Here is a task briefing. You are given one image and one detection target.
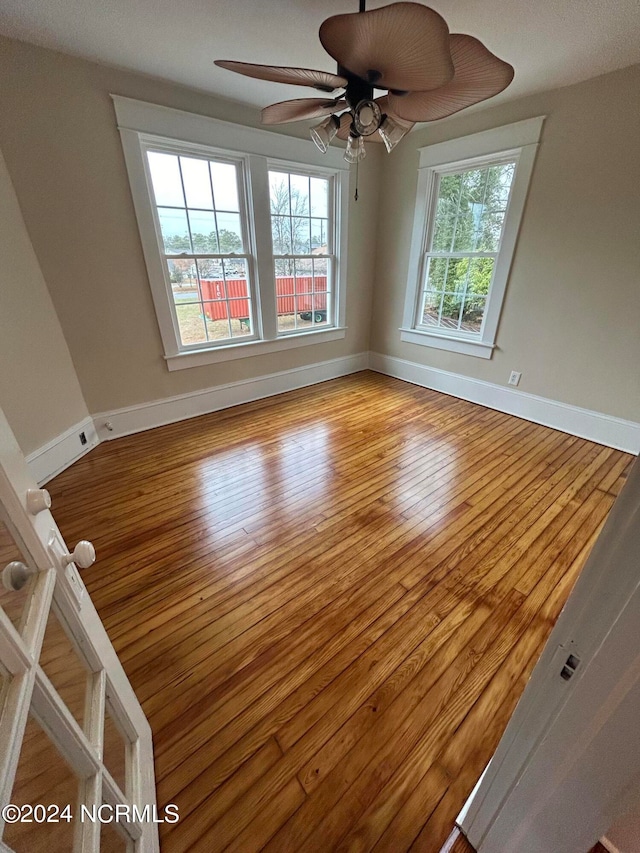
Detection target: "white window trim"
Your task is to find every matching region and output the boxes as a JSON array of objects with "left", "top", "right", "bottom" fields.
[
  {"left": 401, "top": 116, "right": 545, "bottom": 359},
  {"left": 112, "top": 95, "right": 350, "bottom": 370}
]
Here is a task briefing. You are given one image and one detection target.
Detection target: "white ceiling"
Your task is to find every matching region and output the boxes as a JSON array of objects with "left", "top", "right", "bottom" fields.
[{"left": 1, "top": 0, "right": 639, "bottom": 115}]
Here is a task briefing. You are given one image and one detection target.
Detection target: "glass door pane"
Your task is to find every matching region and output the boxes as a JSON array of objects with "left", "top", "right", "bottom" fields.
[
  {"left": 39, "top": 607, "right": 93, "bottom": 733},
  {"left": 103, "top": 700, "right": 130, "bottom": 797},
  {"left": 3, "top": 712, "right": 79, "bottom": 852},
  {"left": 0, "top": 514, "right": 37, "bottom": 637}
]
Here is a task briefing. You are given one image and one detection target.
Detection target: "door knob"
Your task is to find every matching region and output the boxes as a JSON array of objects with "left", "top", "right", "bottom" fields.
[
  {"left": 2, "top": 561, "right": 35, "bottom": 592},
  {"left": 63, "top": 541, "right": 96, "bottom": 569},
  {"left": 26, "top": 488, "right": 52, "bottom": 515}
]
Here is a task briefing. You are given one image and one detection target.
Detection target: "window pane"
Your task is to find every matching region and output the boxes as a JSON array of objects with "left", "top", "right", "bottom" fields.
[
  {"left": 168, "top": 258, "right": 200, "bottom": 302},
  {"left": 158, "top": 207, "right": 191, "bottom": 253},
  {"left": 310, "top": 177, "right": 328, "bottom": 217},
  {"left": 460, "top": 295, "right": 487, "bottom": 333},
  {"left": 176, "top": 304, "right": 208, "bottom": 345},
  {"left": 292, "top": 217, "right": 311, "bottom": 253},
  {"left": 198, "top": 267, "right": 226, "bottom": 302},
  {"left": 269, "top": 172, "right": 290, "bottom": 215},
  {"left": 475, "top": 163, "right": 515, "bottom": 251},
  {"left": 210, "top": 162, "right": 239, "bottom": 211},
  {"left": 195, "top": 257, "right": 223, "bottom": 281},
  {"left": 180, "top": 156, "right": 213, "bottom": 209},
  {"left": 451, "top": 171, "right": 480, "bottom": 252},
  {"left": 216, "top": 212, "right": 244, "bottom": 252},
  {"left": 147, "top": 152, "right": 184, "bottom": 207},
  {"left": 425, "top": 256, "right": 449, "bottom": 293},
  {"left": 290, "top": 174, "right": 310, "bottom": 215},
  {"left": 311, "top": 218, "right": 327, "bottom": 251},
  {"left": 422, "top": 291, "right": 442, "bottom": 326},
  {"left": 431, "top": 173, "right": 462, "bottom": 252},
  {"left": 187, "top": 210, "right": 217, "bottom": 253},
  {"left": 275, "top": 258, "right": 296, "bottom": 332},
  {"left": 223, "top": 258, "right": 249, "bottom": 297},
  {"left": 272, "top": 215, "right": 292, "bottom": 254}
]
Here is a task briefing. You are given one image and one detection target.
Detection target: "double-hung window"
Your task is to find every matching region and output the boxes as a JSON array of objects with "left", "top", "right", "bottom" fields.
[
  {"left": 147, "top": 149, "right": 255, "bottom": 347},
  {"left": 114, "top": 96, "right": 348, "bottom": 370},
  {"left": 402, "top": 118, "right": 544, "bottom": 359},
  {"left": 268, "top": 168, "right": 334, "bottom": 333}
]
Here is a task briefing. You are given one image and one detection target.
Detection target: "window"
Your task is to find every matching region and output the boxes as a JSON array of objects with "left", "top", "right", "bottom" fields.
[
  {"left": 269, "top": 169, "right": 333, "bottom": 333},
  {"left": 146, "top": 150, "right": 254, "bottom": 346},
  {"left": 402, "top": 117, "right": 544, "bottom": 359},
  {"left": 113, "top": 96, "right": 349, "bottom": 370}
]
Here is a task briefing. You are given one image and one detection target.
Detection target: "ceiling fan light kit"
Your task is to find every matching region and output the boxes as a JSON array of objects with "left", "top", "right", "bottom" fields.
[
  {"left": 310, "top": 114, "right": 341, "bottom": 152},
  {"left": 378, "top": 114, "right": 411, "bottom": 152},
  {"left": 344, "top": 133, "right": 367, "bottom": 163},
  {"left": 215, "top": 0, "right": 514, "bottom": 183}
]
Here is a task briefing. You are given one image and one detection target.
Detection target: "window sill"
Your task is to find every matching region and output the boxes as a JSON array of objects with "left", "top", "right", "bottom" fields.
[
  {"left": 400, "top": 328, "right": 495, "bottom": 359},
  {"left": 165, "top": 326, "right": 347, "bottom": 371}
]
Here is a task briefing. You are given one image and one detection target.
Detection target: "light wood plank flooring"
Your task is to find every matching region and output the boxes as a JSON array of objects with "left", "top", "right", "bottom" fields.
[{"left": 47, "top": 372, "right": 633, "bottom": 852}]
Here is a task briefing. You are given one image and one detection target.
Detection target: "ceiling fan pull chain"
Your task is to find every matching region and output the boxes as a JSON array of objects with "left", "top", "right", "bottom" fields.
[{"left": 355, "top": 158, "right": 359, "bottom": 202}]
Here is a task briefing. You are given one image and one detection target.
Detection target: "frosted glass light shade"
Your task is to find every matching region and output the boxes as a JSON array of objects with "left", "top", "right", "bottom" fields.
[
  {"left": 344, "top": 135, "right": 366, "bottom": 163},
  {"left": 378, "top": 115, "right": 410, "bottom": 152},
  {"left": 310, "top": 115, "right": 340, "bottom": 152}
]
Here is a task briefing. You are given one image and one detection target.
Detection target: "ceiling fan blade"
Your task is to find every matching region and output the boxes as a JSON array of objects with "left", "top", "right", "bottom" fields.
[
  {"left": 215, "top": 60, "right": 347, "bottom": 92},
  {"left": 388, "top": 34, "right": 514, "bottom": 122},
  {"left": 261, "top": 98, "right": 348, "bottom": 125},
  {"left": 319, "top": 2, "right": 454, "bottom": 92}
]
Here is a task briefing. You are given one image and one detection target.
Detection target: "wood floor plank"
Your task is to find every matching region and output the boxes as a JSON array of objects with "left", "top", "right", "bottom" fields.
[{"left": 41, "top": 372, "right": 633, "bottom": 853}]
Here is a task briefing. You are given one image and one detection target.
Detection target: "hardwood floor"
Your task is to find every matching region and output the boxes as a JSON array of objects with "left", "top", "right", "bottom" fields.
[{"left": 46, "top": 372, "right": 633, "bottom": 852}]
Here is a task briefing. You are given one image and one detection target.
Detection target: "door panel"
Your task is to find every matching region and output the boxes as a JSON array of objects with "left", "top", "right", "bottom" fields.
[{"left": 0, "top": 407, "right": 159, "bottom": 853}]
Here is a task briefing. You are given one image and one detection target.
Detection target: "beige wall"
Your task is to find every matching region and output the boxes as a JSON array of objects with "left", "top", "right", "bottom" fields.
[
  {"left": 0, "top": 36, "right": 380, "bottom": 414},
  {"left": 0, "top": 35, "right": 638, "bottom": 433},
  {"left": 0, "top": 148, "right": 89, "bottom": 455},
  {"left": 370, "top": 64, "right": 640, "bottom": 422}
]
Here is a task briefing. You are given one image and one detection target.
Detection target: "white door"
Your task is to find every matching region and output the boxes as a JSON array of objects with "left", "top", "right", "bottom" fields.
[{"left": 0, "top": 407, "right": 159, "bottom": 853}]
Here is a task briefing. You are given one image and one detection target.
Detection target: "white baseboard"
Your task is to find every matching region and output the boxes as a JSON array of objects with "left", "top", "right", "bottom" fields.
[
  {"left": 93, "top": 352, "right": 369, "bottom": 440},
  {"left": 369, "top": 352, "right": 640, "bottom": 454},
  {"left": 26, "top": 351, "right": 638, "bottom": 481},
  {"left": 600, "top": 837, "right": 623, "bottom": 853},
  {"left": 26, "top": 417, "right": 100, "bottom": 485}
]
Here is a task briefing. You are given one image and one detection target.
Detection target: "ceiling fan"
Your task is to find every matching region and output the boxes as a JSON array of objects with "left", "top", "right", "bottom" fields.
[{"left": 215, "top": 1, "right": 514, "bottom": 163}]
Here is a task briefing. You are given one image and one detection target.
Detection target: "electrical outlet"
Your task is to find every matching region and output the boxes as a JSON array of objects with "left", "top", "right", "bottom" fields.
[
  {"left": 508, "top": 371, "right": 521, "bottom": 387},
  {"left": 79, "top": 431, "right": 88, "bottom": 446}
]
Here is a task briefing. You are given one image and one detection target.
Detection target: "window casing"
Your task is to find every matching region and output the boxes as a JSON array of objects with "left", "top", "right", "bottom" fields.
[
  {"left": 402, "top": 118, "right": 544, "bottom": 359},
  {"left": 113, "top": 96, "right": 349, "bottom": 371}
]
